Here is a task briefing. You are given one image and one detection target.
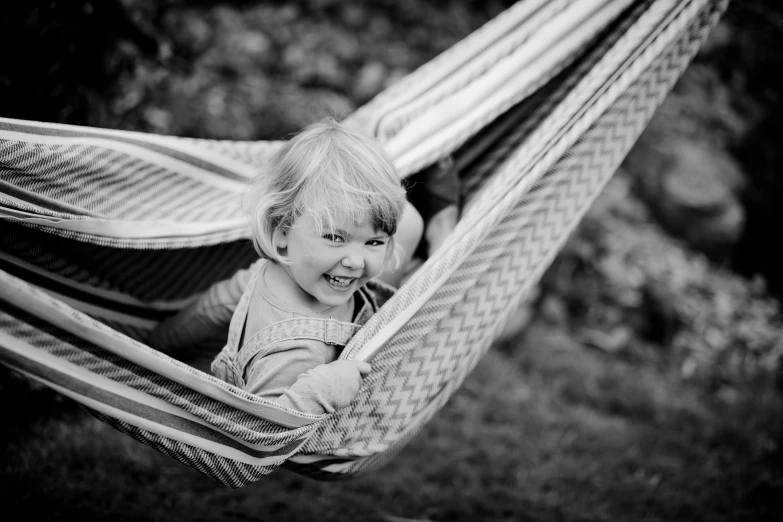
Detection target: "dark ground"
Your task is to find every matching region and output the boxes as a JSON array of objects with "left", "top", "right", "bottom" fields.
[{"left": 2, "top": 1, "right": 783, "bottom": 520}]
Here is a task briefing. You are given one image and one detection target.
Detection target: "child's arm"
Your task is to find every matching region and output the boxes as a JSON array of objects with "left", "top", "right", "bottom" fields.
[
  {"left": 277, "top": 360, "right": 372, "bottom": 414},
  {"left": 149, "top": 266, "right": 253, "bottom": 358},
  {"left": 406, "top": 156, "right": 460, "bottom": 258},
  {"left": 375, "top": 201, "right": 423, "bottom": 288},
  {"left": 244, "top": 345, "right": 371, "bottom": 414}
]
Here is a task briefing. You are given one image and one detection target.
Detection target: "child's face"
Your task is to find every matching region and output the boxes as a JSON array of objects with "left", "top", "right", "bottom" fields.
[{"left": 277, "top": 209, "right": 391, "bottom": 309}]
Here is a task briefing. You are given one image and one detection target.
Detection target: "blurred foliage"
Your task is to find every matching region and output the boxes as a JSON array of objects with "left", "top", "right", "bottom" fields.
[
  {"left": 700, "top": 1, "right": 783, "bottom": 296},
  {"left": 0, "top": 0, "right": 514, "bottom": 136},
  {"left": 0, "top": 0, "right": 164, "bottom": 124},
  {"left": 540, "top": 174, "right": 783, "bottom": 389},
  {"left": 708, "top": 1, "right": 783, "bottom": 111}
]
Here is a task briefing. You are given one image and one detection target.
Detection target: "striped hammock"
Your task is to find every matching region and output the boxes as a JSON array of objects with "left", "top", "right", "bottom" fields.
[{"left": 0, "top": 0, "right": 727, "bottom": 487}]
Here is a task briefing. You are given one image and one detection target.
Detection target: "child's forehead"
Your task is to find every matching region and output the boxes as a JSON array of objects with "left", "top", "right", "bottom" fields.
[{"left": 297, "top": 208, "right": 384, "bottom": 233}]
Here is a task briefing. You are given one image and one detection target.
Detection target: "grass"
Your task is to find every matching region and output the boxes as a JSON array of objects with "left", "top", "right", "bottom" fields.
[{"left": 2, "top": 320, "right": 781, "bottom": 521}]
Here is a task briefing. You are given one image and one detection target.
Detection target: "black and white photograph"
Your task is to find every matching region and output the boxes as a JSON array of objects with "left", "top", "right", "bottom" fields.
[{"left": 1, "top": 1, "right": 780, "bottom": 520}]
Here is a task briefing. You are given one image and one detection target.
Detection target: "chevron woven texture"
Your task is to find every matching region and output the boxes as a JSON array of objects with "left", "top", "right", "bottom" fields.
[
  {"left": 0, "top": 0, "right": 727, "bottom": 486},
  {"left": 0, "top": 284, "right": 321, "bottom": 488},
  {"left": 302, "top": 0, "right": 728, "bottom": 476},
  {"left": 353, "top": 0, "right": 583, "bottom": 141}
]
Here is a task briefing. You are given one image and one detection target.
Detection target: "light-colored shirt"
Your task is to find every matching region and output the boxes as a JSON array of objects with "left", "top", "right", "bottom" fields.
[{"left": 150, "top": 259, "right": 394, "bottom": 414}]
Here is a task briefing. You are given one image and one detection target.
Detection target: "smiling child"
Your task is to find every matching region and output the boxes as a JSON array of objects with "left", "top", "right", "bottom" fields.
[{"left": 150, "top": 119, "right": 422, "bottom": 415}]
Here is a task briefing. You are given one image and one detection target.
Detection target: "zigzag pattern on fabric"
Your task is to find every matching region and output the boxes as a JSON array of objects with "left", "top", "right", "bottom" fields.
[
  {"left": 302, "top": 0, "right": 728, "bottom": 474},
  {"left": 0, "top": 0, "right": 729, "bottom": 486}
]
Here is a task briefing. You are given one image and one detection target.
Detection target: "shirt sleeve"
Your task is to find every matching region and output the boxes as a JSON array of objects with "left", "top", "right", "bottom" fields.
[
  {"left": 244, "top": 341, "right": 350, "bottom": 415},
  {"left": 148, "top": 265, "right": 253, "bottom": 357}
]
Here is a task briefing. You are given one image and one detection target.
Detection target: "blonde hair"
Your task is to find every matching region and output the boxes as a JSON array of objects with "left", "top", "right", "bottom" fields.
[{"left": 244, "top": 118, "right": 406, "bottom": 265}]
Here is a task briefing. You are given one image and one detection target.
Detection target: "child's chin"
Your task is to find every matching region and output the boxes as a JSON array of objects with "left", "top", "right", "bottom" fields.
[
  {"left": 319, "top": 294, "right": 352, "bottom": 307},
  {"left": 315, "top": 286, "right": 353, "bottom": 307}
]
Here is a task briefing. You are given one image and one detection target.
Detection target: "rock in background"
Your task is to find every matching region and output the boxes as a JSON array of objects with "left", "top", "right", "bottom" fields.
[{"left": 625, "top": 138, "right": 746, "bottom": 261}]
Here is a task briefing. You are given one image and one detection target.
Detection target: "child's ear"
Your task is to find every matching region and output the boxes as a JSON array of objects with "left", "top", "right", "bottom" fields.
[
  {"left": 273, "top": 228, "right": 289, "bottom": 260},
  {"left": 275, "top": 228, "right": 289, "bottom": 249},
  {"left": 384, "top": 237, "right": 401, "bottom": 271}
]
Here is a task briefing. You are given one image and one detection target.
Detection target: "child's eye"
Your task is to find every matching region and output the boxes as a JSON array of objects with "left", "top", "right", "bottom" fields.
[
  {"left": 367, "top": 239, "right": 388, "bottom": 247},
  {"left": 323, "top": 233, "right": 345, "bottom": 243}
]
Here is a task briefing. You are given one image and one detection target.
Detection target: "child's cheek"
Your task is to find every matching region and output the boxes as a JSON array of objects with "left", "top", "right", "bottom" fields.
[{"left": 370, "top": 251, "right": 387, "bottom": 277}]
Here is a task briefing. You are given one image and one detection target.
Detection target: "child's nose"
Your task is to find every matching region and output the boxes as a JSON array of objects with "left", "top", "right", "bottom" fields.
[{"left": 341, "top": 252, "right": 365, "bottom": 270}]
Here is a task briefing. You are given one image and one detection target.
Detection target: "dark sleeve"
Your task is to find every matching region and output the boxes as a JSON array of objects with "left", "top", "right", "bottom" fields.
[
  {"left": 148, "top": 265, "right": 253, "bottom": 357},
  {"left": 406, "top": 156, "right": 461, "bottom": 222}
]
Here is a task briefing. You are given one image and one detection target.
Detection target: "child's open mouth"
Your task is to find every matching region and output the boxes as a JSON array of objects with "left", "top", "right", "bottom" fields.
[{"left": 325, "top": 274, "right": 355, "bottom": 289}]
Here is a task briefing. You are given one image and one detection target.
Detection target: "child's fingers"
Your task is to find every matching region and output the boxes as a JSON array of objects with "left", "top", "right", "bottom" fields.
[{"left": 355, "top": 361, "right": 372, "bottom": 377}]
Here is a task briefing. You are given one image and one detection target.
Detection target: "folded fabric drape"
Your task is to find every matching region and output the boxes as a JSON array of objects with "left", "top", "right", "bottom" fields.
[{"left": 0, "top": 0, "right": 728, "bottom": 487}]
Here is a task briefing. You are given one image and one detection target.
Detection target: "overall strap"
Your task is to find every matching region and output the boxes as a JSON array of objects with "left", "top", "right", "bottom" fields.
[
  {"left": 210, "top": 262, "right": 264, "bottom": 386},
  {"left": 235, "top": 317, "right": 361, "bottom": 372}
]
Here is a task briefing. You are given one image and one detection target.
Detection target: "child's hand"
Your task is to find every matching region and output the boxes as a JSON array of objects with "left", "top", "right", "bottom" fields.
[
  {"left": 280, "top": 360, "right": 372, "bottom": 414},
  {"left": 315, "top": 360, "right": 372, "bottom": 409}
]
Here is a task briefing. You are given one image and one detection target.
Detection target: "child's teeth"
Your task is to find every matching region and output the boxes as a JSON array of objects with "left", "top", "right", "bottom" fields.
[{"left": 328, "top": 275, "right": 351, "bottom": 286}]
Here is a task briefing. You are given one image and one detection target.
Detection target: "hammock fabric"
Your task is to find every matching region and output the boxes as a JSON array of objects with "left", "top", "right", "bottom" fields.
[{"left": 0, "top": 0, "right": 727, "bottom": 487}]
